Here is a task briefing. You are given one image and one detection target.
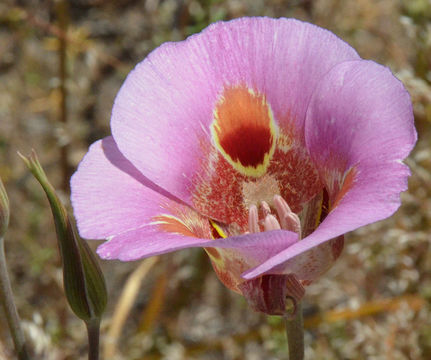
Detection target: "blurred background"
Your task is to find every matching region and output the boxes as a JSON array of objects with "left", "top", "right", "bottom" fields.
[{"left": 1, "top": 0, "right": 430, "bottom": 359}]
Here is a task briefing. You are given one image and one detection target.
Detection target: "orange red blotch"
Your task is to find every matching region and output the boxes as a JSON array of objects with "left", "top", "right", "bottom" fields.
[{"left": 211, "top": 86, "right": 277, "bottom": 177}]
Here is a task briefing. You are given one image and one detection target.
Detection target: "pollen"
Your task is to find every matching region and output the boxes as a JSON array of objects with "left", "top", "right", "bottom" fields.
[{"left": 211, "top": 85, "right": 277, "bottom": 177}]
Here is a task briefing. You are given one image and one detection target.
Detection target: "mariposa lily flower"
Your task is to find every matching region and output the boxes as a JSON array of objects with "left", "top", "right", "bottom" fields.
[{"left": 71, "top": 17, "right": 416, "bottom": 315}]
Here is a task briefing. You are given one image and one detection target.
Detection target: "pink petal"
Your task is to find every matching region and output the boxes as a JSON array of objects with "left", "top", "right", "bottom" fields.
[
  {"left": 98, "top": 226, "right": 298, "bottom": 263},
  {"left": 110, "top": 17, "right": 359, "bottom": 209},
  {"left": 306, "top": 60, "right": 416, "bottom": 178},
  {"left": 71, "top": 136, "right": 184, "bottom": 239},
  {"left": 244, "top": 60, "right": 416, "bottom": 279}
]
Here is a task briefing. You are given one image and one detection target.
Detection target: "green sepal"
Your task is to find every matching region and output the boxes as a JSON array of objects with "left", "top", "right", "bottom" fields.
[{"left": 19, "top": 151, "right": 107, "bottom": 322}]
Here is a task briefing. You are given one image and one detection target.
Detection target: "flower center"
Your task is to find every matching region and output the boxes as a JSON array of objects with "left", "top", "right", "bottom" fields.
[
  {"left": 193, "top": 84, "right": 324, "bottom": 232},
  {"left": 241, "top": 174, "right": 280, "bottom": 210},
  {"left": 248, "top": 195, "right": 301, "bottom": 238}
]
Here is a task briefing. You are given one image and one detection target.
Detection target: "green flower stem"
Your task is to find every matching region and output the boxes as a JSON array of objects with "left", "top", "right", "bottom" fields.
[
  {"left": 86, "top": 319, "right": 100, "bottom": 360},
  {"left": 0, "top": 237, "right": 30, "bottom": 360},
  {"left": 285, "top": 301, "right": 304, "bottom": 360}
]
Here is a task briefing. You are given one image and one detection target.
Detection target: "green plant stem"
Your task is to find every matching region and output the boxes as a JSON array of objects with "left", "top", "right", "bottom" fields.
[
  {"left": 285, "top": 301, "right": 304, "bottom": 360},
  {"left": 86, "top": 320, "right": 100, "bottom": 360},
  {"left": 0, "top": 238, "right": 30, "bottom": 360}
]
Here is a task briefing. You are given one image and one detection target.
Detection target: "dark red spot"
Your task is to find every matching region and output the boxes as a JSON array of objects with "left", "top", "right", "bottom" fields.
[
  {"left": 220, "top": 125, "right": 273, "bottom": 167},
  {"left": 212, "top": 86, "right": 274, "bottom": 169}
]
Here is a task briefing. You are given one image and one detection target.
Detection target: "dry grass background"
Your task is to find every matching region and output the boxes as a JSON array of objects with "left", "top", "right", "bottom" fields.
[{"left": 0, "top": 0, "right": 430, "bottom": 359}]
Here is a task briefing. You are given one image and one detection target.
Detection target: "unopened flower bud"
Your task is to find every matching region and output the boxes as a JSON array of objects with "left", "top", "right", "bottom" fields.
[{"left": 20, "top": 151, "right": 107, "bottom": 322}]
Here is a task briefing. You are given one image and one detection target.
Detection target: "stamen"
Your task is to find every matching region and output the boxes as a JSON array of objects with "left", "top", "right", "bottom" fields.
[
  {"left": 248, "top": 205, "right": 260, "bottom": 233},
  {"left": 273, "top": 195, "right": 302, "bottom": 238},
  {"left": 260, "top": 201, "right": 271, "bottom": 217},
  {"left": 247, "top": 195, "right": 302, "bottom": 237},
  {"left": 263, "top": 214, "right": 281, "bottom": 231},
  {"left": 284, "top": 213, "right": 302, "bottom": 237}
]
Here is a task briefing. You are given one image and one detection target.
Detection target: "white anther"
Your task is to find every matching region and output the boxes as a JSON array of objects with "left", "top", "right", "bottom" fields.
[
  {"left": 273, "top": 195, "right": 302, "bottom": 238},
  {"left": 263, "top": 214, "right": 281, "bottom": 231},
  {"left": 260, "top": 201, "right": 271, "bottom": 217},
  {"left": 248, "top": 204, "right": 260, "bottom": 233},
  {"left": 247, "top": 196, "right": 301, "bottom": 237}
]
